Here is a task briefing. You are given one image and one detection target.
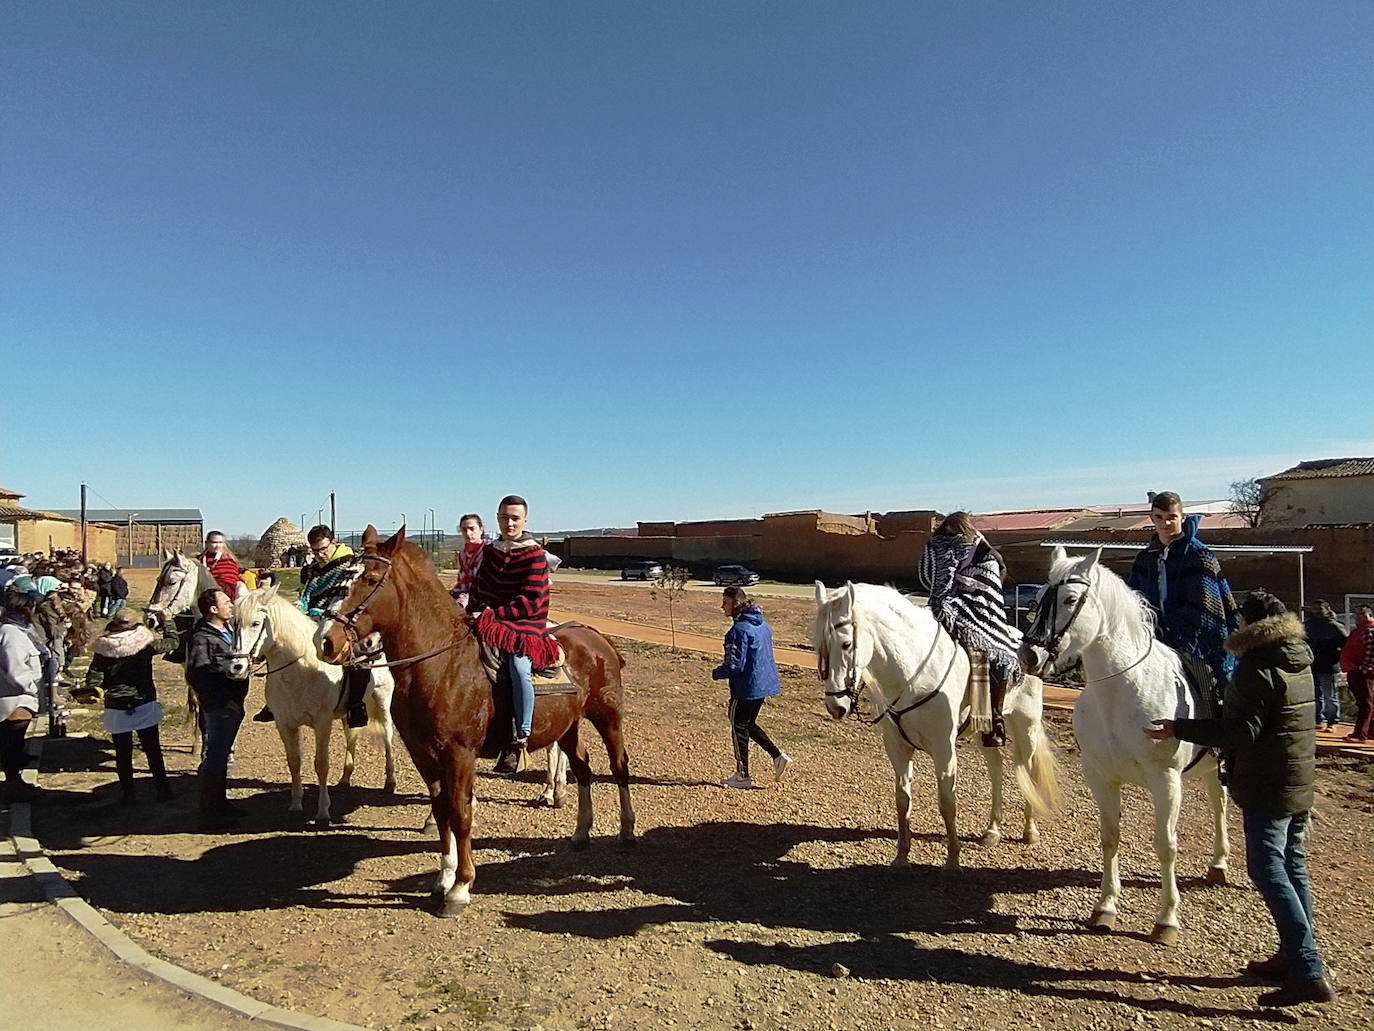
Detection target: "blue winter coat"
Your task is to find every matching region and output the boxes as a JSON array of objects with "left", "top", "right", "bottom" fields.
[{"left": 712, "top": 605, "right": 782, "bottom": 701}]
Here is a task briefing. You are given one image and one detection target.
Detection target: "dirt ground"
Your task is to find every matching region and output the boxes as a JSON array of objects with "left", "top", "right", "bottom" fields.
[{"left": 29, "top": 577, "right": 1374, "bottom": 1030}]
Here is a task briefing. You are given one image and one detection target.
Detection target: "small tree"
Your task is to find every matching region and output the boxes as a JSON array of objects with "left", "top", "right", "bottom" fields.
[
  {"left": 1227, "top": 477, "right": 1274, "bottom": 528},
  {"left": 650, "top": 565, "right": 691, "bottom": 651}
]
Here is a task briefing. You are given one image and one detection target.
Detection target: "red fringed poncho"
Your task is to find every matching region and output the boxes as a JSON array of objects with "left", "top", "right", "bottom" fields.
[{"left": 470, "top": 537, "right": 560, "bottom": 668}]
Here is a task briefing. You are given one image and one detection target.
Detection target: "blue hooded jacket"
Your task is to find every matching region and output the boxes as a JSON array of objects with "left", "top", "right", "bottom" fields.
[{"left": 712, "top": 604, "right": 782, "bottom": 701}]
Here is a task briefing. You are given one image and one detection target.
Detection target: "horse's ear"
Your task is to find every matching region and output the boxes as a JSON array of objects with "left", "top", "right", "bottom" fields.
[
  {"left": 383, "top": 525, "right": 406, "bottom": 553},
  {"left": 814, "top": 580, "right": 827, "bottom": 607},
  {"left": 1050, "top": 544, "right": 1067, "bottom": 567},
  {"left": 263, "top": 581, "right": 279, "bottom": 599},
  {"left": 844, "top": 581, "right": 856, "bottom": 611},
  {"left": 1085, "top": 547, "right": 1103, "bottom": 570},
  {"left": 362, "top": 525, "right": 379, "bottom": 549},
  {"left": 162, "top": 548, "right": 172, "bottom": 562}
]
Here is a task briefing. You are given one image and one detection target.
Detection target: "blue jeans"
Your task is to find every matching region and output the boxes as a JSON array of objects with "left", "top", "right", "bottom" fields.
[
  {"left": 199, "top": 703, "right": 243, "bottom": 779},
  {"left": 1242, "top": 807, "right": 1325, "bottom": 980},
  {"left": 504, "top": 653, "right": 534, "bottom": 739},
  {"left": 1312, "top": 672, "right": 1340, "bottom": 725}
]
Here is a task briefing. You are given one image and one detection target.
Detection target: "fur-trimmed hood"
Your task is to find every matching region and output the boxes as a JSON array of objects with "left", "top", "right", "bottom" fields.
[
  {"left": 1225, "top": 612, "right": 1311, "bottom": 669},
  {"left": 94, "top": 624, "right": 156, "bottom": 658}
]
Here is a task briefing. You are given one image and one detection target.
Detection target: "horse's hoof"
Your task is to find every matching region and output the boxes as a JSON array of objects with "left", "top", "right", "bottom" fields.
[
  {"left": 1149, "top": 923, "right": 1179, "bottom": 946},
  {"left": 1088, "top": 911, "right": 1116, "bottom": 933},
  {"left": 437, "top": 900, "right": 467, "bottom": 918},
  {"left": 420, "top": 820, "right": 437, "bottom": 835},
  {"left": 617, "top": 835, "right": 637, "bottom": 851},
  {"left": 1204, "top": 866, "right": 1228, "bottom": 887},
  {"left": 1025, "top": 828, "right": 1041, "bottom": 846},
  {"left": 978, "top": 830, "right": 1002, "bottom": 848},
  {"left": 383, "top": 780, "right": 397, "bottom": 794},
  {"left": 312, "top": 817, "right": 331, "bottom": 829},
  {"left": 570, "top": 836, "right": 591, "bottom": 852},
  {"left": 336, "top": 776, "right": 352, "bottom": 788}
]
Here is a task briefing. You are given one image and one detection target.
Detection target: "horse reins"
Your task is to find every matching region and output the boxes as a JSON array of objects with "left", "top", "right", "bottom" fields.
[{"left": 1027, "top": 572, "right": 1157, "bottom": 685}]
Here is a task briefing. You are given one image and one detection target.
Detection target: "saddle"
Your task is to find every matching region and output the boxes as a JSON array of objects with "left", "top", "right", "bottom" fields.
[
  {"left": 1179, "top": 653, "right": 1220, "bottom": 720},
  {"left": 476, "top": 621, "right": 579, "bottom": 695}
]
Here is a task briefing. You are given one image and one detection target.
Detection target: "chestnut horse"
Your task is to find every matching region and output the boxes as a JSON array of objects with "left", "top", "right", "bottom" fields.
[{"left": 315, "top": 525, "right": 635, "bottom": 917}]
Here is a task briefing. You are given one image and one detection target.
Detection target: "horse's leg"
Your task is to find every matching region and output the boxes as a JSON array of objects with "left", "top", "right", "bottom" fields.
[
  {"left": 438, "top": 752, "right": 476, "bottom": 918},
  {"left": 311, "top": 719, "right": 333, "bottom": 826},
  {"left": 929, "top": 731, "right": 960, "bottom": 870},
  {"left": 338, "top": 724, "right": 357, "bottom": 788},
  {"left": 1202, "top": 759, "right": 1229, "bottom": 886},
  {"left": 1145, "top": 767, "right": 1183, "bottom": 945},
  {"left": 539, "top": 745, "right": 558, "bottom": 807},
  {"left": 559, "top": 723, "right": 596, "bottom": 850},
  {"left": 420, "top": 780, "right": 439, "bottom": 834},
  {"left": 978, "top": 736, "right": 1005, "bottom": 849},
  {"left": 881, "top": 730, "right": 915, "bottom": 868},
  {"left": 377, "top": 694, "right": 397, "bottom": 794},
  {"left": 588, "top": 709, "right": 636, "bottom": 847},
  {"left": 1084, "top": 762, "right": 1122, "bottom": 932},
  {"left": 552, "top": 741, "right": 568, "bottom": 809},
  {"left": 277, "top": 721, "right": 304, "bottom": 812}
]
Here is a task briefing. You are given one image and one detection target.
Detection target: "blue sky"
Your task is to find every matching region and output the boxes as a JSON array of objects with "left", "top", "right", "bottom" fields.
[{"left": 3, "top": 2, "right": 1371, "bottom": 536}]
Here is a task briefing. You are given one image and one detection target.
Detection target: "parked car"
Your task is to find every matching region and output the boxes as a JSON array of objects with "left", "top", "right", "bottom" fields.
[
  {"left": 620, "top": 560, "right": 663, "bottom": 581},
  {"left": 713, "top": 564, "right": 760, "bottom": 587},
  {"left": 0, "top": 546, "right": 20, "bottom": 566},
  {"left": 1004, "top": 583, "right": 1044, "bottom": 626}
]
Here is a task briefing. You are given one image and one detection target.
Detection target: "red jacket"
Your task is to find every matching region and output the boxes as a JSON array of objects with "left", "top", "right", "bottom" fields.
[
  {"left": 1339, "top": 617, "right": 1373, "bottom": 675},
  {"left": 205, "top": 555, "right": 241, "bottom": 600}
]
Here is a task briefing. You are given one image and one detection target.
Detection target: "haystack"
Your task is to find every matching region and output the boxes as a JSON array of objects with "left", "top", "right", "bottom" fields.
[{"left": 254, "top": 517, "right": 308, "bottom": 568}]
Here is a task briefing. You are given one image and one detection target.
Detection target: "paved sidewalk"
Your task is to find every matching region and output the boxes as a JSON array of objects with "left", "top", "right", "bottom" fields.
[{"left": 1, "top": 734, "right": 366, "bottom": 1031}]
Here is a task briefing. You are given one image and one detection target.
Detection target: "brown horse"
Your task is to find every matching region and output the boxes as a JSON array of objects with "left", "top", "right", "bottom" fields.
[{"left": 315, "top": 525, "right": 635, "bottom": 917}]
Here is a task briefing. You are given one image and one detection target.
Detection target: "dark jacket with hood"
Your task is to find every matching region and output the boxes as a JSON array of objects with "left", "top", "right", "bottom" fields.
[
  {"left": 1302, "top": 613, "right": 1346, "bottom": 673},
  {"left": 1171, "top": 612, "right": 1315, "bottom": 815},
  {"left": 185, "top": 618, "right": 247, "bottom": 709},
  {"left": 712, "top": 604, "right": 781, "bottom": 701},
  {"left": 86, "top": 623, "right": 180, "bottom": 711}
]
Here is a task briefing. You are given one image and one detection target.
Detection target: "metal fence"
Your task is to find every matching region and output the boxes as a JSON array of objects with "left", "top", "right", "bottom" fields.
[{"left": 337, "top": 529, "right": 452, "bottom": 568}]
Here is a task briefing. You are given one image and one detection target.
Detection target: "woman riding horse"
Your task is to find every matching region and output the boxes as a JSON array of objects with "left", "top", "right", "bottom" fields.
[{"left": 918, "top": 511, "right": 1021, "bottom": 747}]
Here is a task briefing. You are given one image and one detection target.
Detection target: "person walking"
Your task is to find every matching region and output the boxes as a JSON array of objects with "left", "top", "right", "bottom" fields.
[
  {"left": 1145, "top": 590, "right": 1333, "bottom": 1007},
  {"left": 1126, "top": 491, "right": 1241, "bottom": 698},
  {"left": 107, "top": 567, "right": 129, "bottom": 618},
  {"left": 96, "top": 563, "right": 115, "bottom": 617},
  {"left": 1303, "top": 601, "right": 1346, "bottom": 732},
  {"left": 1339, "top": 603, "right": 1374, "bottom": 742},
  {"left": 712, "top": 586, "right": 790, "bottom": 789},
  {"left": 84, "top": 610, "right": 179, "bottom": 802},
  {"left": 185, "top": 589, "right": 247, "bottom": 830},
  {"left": 918, "top": 511, "right": 1022, "bottom": 747}
]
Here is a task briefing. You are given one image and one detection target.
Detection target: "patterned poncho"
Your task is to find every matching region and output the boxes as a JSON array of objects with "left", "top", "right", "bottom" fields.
[
  {"left": 469, "top": 535, "right": 560, "bottom": 668},
  {"left": 298, "top": 546, "right": 358, "bottom": 619},
  {"left": 918, "top": 533, "right": 1023, "bottom": 688},
  {"left": 1126, "top": 514, "right": 1240, "bottom": 687}
]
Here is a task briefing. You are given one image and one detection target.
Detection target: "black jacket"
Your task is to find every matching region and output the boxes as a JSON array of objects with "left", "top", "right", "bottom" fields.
[
  {"left": 86, "top": 624, "right": 179, "bottom": 711},
  {"left": 1303, "top": 615, "right": 1347, "bottom": 673},
  {"left": 185, "top": 618, "right": 247, "bottom": 709},
  {"left": 1173, "top": 613, "right": 1315, "bottom": 816}
]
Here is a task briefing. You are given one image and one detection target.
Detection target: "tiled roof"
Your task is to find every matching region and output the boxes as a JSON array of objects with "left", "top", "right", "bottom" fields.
[
  {"left": 0, "top": 501, "right": 76, "bottom": 522},
  {"left": 1263, "top": 458, "right": 1374, "bottom": 481}
]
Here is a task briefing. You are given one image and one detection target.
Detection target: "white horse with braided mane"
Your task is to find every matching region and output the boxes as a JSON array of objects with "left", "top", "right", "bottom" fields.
[
  {"left": 815, "top": 582, "right": 1061, "bottom": 871},
  {"left": 1018, "top": 546, "right": 1229, "bottom": 945},
  {"left": 227, "top": 584, "right": 399, "bottom": 825}
]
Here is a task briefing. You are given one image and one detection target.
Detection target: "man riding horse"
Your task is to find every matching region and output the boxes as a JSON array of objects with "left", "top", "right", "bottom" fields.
[
  {"left": 467, "top": 494, "right": 561, "bottom": 775},
  {"left": 254, "top": 524, "right": 369, "bottom": 729}
]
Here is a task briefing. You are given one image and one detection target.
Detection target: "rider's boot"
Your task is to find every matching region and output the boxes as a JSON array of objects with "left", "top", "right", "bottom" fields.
[
  {"left": 493, "top": 738, "right": 528, "bottom": 776},
  {"left": 344, "top": 666, "right": 370, "bottom": 729},
  {"left": 981, "top": 672, "right": 1007, "bottom": 748}
]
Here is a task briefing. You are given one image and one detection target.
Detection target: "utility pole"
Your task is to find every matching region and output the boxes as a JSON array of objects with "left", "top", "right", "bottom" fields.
[
  {"left": 80, "top": 482, "right": 88, "bottom": 564},
  {"left": 127, "top": 513, "right": 136, "bottom": 566},
  {"left": 330, "top": 492, "right": 336, "bottom": 535}
]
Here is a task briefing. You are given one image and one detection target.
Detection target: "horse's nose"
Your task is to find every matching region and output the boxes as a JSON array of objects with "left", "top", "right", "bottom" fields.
[
  {"left": 1018, "top": 642, "right": 1048, "bottom": 674},
  {"left": 320, "top": 634, "right": 336, "bottom": 661}
]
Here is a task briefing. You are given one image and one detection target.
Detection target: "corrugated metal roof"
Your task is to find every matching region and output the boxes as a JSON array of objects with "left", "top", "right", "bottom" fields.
[
  {"left": 49, "top": 508, "right": 203, "bottom": 523},
  {"left": 1263, "top": 458, "right": 1374, "bottom": 481}
]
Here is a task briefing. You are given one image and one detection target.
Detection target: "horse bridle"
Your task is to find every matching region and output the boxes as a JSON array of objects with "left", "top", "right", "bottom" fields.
[
  {"left": 230, "top": 612, "right": 300, "bottom": 678},
  {"left": 326, "top": 552, "right": 461, "bottom": 671},
  {"left": 1025, "top": 571, "right": 1156, "bottom": 685},
  {"left": 326, "top": 553, "right": 395, "bottom": 653},
  {"left": 820, "top": 613, "right": 947, "bottom": 749},
  {"left": 1023, "top": 575, "right": 1093, "bottom": 666},
  {"left": 820, "top": 617, "right": 863, "bottom": 708}
]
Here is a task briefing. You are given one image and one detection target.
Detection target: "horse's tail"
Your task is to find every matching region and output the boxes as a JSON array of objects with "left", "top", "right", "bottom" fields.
[{"left": 1015, "top": 722, "right": 1063, "bottom": 823}]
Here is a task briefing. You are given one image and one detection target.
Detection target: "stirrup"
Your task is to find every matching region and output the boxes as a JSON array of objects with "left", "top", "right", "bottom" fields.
[{"left": 493, "top": 740, "right": 528, "bottom": 776}]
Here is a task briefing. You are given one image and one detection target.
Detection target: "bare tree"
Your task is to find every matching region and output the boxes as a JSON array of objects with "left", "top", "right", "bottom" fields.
[
  {"left": 650, "top": 565, "right": 691, "bottom": 651},
  {"left": 1227, "top": 477, "right": 1273, "bottom": 528}
]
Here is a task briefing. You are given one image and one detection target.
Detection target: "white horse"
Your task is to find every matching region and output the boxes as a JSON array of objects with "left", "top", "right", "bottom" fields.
[
  {"left": 228, "top": 585, "right": 398, "bottom": 826},
  {"left": 1019, "top": 546, "right": 1229, "bottom": 945},
  {"left": 144, "top": 548, "right": 219, "bottom": 624},
  {"left": 815, "top": 582, "right": 1061, "bottom": 870}
]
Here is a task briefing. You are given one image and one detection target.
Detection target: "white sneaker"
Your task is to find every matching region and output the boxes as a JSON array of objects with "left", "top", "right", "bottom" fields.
[
  {"left": 722, "top": 771, "right": 753, "bottom": 789},
  {"left": 773, "top": 752, "right": 791, "bottom": 783}
]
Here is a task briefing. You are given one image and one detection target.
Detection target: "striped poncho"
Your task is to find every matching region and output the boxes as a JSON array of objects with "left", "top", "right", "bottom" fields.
[
  {"left": 470, "top": 535, "right": 560, "bottom": 668},
  {"left": 918, "top": 533, "right": 1024, "bottom": 688},
  {"left": 298, "top": 546, "right": 358, "bottom": 619}
]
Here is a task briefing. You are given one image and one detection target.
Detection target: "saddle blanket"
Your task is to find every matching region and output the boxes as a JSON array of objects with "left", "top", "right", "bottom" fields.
[{"left": 477, "top": 624, "right": 578, "bottom": 694}]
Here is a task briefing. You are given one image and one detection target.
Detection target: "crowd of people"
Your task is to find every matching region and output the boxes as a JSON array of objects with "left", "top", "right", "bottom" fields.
[{"left": 1, "top": 488, "right": 1367, "bottom": 1009}]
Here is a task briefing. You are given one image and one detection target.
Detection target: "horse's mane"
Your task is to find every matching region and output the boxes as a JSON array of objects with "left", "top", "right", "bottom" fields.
[
  {"left": 1052, "top": 553, "right": 1157, "bottom": 648},
  {"left": 240, "top": 589, "right": 329, "bottom": 669}
]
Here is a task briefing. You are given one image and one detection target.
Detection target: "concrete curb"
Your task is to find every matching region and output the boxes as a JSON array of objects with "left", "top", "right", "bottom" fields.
[{"left": 5, "top": 734, "right": 370, "bottom": 1031}]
